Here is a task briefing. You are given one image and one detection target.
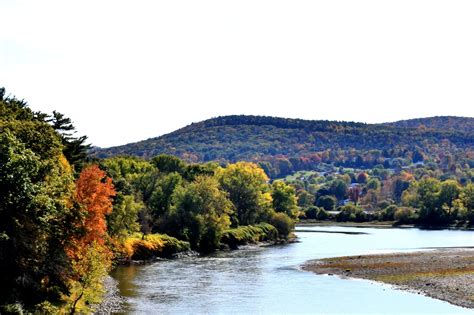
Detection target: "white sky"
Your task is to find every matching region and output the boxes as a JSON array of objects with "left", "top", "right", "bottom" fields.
[{"left": 1, "top": 0, "right": 474, "bottom": 147}]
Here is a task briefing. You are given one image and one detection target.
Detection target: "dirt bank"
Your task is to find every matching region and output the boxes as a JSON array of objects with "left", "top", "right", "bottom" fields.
[{"left": 303, "top": 248, "right": 474, "bottom": 309}]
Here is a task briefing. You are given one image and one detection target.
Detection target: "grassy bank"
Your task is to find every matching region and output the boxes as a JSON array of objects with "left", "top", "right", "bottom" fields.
[
  {"left": 220, "top": 223, "right": 281, "bottom": 249},
  {"left": 303, "top": 249, "right": 474, "bottom": 309},
  {"left": 118, "top": 233, "right": 191, "bottom": 261}
]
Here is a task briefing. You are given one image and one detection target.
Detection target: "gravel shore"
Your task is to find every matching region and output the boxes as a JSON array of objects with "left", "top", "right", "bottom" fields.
[
  {"left": 93, "top": 276, "right": 125, "bottom": 314},
  {"left": 302, "top": 248, "right": 474, "bottom": 309}
]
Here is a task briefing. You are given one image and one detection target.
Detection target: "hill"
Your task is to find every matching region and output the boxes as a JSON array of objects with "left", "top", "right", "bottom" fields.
[
  {"left": 383, "top": 116, "right": 474, "bottom": 133},
  {"left": 93, "top": 115, "right": 474, "bottom": 158}
]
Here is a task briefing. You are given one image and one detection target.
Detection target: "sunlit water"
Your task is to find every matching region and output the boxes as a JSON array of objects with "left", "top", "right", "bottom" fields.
[{"left": 112, "top": 226, "right": 474, "bottom": 314}]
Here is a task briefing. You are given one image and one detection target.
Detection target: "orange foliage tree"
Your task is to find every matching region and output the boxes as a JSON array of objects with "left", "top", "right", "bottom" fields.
[
  {"left": 65, "top": 164, "right": 116, "bottom": 313},
  {"left": 66, "top": 164, "right": 116, "bottom": 260},
  {"left": 74, "top": 164, "right": 116, "bottom": 248}
]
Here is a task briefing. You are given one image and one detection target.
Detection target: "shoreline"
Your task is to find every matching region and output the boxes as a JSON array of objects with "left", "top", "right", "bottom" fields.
[
  {"left": 302, "top": 248, "right": 474, "bottom": 309},
  {"left": 297, "top": 220, "right": 474, "bottom": 230}
]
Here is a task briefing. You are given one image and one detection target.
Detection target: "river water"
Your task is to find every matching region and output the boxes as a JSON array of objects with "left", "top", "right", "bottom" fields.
[{"left": 112, "top": 226, "right": 473, "bottom": 314}]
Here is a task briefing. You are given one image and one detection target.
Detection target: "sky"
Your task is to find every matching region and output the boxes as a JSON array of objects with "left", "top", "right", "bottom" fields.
[{"left": 1, "top": 0, "right": 474, "bottom": 148}]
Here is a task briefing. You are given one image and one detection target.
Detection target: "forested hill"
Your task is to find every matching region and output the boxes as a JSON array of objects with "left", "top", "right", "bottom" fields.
[
  {"left": 383, "top": 116, "right": 474, "bottom": 133},
  {"left": 92, "top": 115, "right": 474, "bottom": 177}
]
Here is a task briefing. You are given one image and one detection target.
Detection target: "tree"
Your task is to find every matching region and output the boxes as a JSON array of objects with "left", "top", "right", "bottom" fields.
[
  {"left": 152, "top": 154, "right": 186, "bottom": 174},
  {"left": 107, "top": 194, "right": 142, "bottom": 238},
  {"left": 348, "top": 186, "right": 362, "bottom": 205},
  {"left": 171, "top": 176, "right": 233, "bottom": 252},
  {"left": 304, "top": 206, "right": 329, "bottom": 220},
  {"left": 66, "top": 165, "right": 116, "bottom": 313},
  {"left": 218, "top": 162, "right": 273, "bottom": 226},
  {"left": 297, "top": 190, "right": 316, "bottom": 208},
  {"left": 72, "top": 165, "right": 116, "bottom": 249},
  {"left": 48, "top": 111, "right": 90, "bottom": 172},
  {"left": 356, "top": 172, "right": 369, "bottom": 184},
  {"left": 438, "top": 180, "right": 461, "bottom": 212},
  {"left": 316, "top": 195, "right": 337, "bottom": 211},
  {"left": 416, "top": 178, "right": 445, "bottom": 224},
  {"left": 366, "top": 178, "right": 380, "bottom": 190},
  {"left": 148, "top": 172, "right": 183, "bottom": 221},
  {"left": 462, "top": 184, "right": 474, "bottom": 223},
  {"left": 330, "top": 179, "right": 347, "bottom": 200},
  {"left": 271, "top": 181, "right": 299, "bottom": 219},
  {"left": 0, "top": 131, "right": 75, "bottom": 310}
]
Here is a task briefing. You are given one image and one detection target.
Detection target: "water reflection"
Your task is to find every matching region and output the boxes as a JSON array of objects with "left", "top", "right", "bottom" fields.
[{"left": 112, "top": 226, "right": 473, "bottom": 314}]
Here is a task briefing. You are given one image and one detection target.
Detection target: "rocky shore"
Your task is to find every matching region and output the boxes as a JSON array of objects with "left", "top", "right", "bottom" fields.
[
  {"left": 303, "top": 248, "right": 474, "bottom": 309},
  {"left": 93, "top": 276, "right": 125, "bottom": 314}
]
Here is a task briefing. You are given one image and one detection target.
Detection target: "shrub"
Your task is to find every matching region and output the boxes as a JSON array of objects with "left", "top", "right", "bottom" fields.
[
  {"left": 336, "top": 204, "right": 367, "bottom": 222},
  {"left": 305, "top": 206, "right": 329, "bottom": 220},
  {"left": 123, "top": 233, "right": 190, "bottom": 260},
  {"left": 270, "top": 212, "right": 294, "bottom": 237},
  {"left": 220, "top": 223, "right": 278, "bottom": 249},
  {"left": 394, "top": 207, "right": 417, "bottom": 224},
  {"left": 377, "top": 205, "right": 398, "bottom": 221}
]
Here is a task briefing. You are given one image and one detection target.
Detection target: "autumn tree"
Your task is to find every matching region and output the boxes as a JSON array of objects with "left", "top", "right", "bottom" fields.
[
  {"left": 218, "top": 162, "right": 273, "bottom": 226},
  {"left": 66, "top": 165, "right": 116, "bottom": 314},
  {"left": 73, "top": 165, "right": 116, "bottom": 248},
  {"left": 348, "top": 186, "right": 362, "bottom": 205}
]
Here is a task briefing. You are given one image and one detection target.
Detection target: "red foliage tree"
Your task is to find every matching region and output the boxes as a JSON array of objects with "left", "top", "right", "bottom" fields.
[{"left": 348, "top": 186, "right": 362, "bottom": 205}]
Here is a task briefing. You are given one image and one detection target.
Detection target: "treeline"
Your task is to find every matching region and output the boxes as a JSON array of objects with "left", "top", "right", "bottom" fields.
[
  {"left": 289, "top": 165, "right": 474, "bottom": 226},
  {"left": 101, "top": 155, "right": 297, "bottom": 253},
  {"left": 1, "top": 88, "right": 111, "bottom": 313},
  {"left": 0, "top": 90, "right": 298, "bottom": 313},
  {"left": 93, "top": 115, "right": 474, "bottom": 176}
]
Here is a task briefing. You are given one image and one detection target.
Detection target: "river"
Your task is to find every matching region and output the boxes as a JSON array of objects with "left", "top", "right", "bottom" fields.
[{"left": 112, "top": 225, "right": 473, "bottom": 314}]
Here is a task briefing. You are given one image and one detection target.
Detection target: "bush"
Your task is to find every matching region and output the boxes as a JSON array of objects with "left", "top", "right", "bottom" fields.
[
  {"left": 394, "top": 207, "right": 417, "bottom": 224},
  {"left": 270, "top": 212, "right": 295, "bottom": 238},
  {"left": 336, "top": 204, "right": 367, "bottom": 222},
  {"left": 304, "top": 206, "right": 329, "bottom": 220},
  {"left": 220, "top": 223, "right": 278, "bottom": 249},
  {"left": 123, "top": 233, "right": 190, "bottom": 260},
  {"left": 377, "top": 205, "right": 398, "bottom": 221}
]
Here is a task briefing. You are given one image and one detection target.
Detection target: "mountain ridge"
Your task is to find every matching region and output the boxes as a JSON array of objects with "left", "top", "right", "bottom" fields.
[{"left": 91, "top": 115, "right": 474, "bottom": 167}]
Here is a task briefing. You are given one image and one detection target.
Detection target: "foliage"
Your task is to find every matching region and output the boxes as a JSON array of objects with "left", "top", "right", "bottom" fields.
[
  {"left": 304, "top": 206, "right": 329, "bottom": 220},
  {"left": 393, "top": 207, "right": 417, "bottom": 224},
  {"left": 218, "top": 162, "right": 273, "bottom": 226},
  {"left": 221, "top": 223, "right": 278, "bottom": 249},
  {"left": 107, "top": 194, "right": 142, "bottom": 238},
  {"left": 0, "top": 128, "right": 75, "bottom": 309},
  {"left": 270, "top": 212, "right": 295, "bottom": 238},
  {"left": 65, "top": 242, "right": 110, "bottom": 314},
  {"left": 336, "top": 204, "right": 367, "bottom": 222},
  {"left": 271, "top": 181, "right": 299, "bottom": 219},
  {"left": 71, "top": 165, "right": 116, "bottom": 249},
  {"left": 316, "top": 195, "right": 337, "bottom": 211},
  {"left": 170, "top": 176, "right": 233, "bottom": 252},
  {"left": 122, "top": 233, "right": 190, "bottom": 260},
  {"left": 92, "top": 115, "right": 474, "bottom": 179}
]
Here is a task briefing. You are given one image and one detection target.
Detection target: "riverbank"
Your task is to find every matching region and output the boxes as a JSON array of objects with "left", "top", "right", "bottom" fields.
[
  {"left": 303, "top": 248, "right": 474, "bottom": 309},
  {"left": 297, "top": 220, "right": 474, "bottom": 230},
  {"left": 93, "top": 276, "right": 125, "bottom": 314}
]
